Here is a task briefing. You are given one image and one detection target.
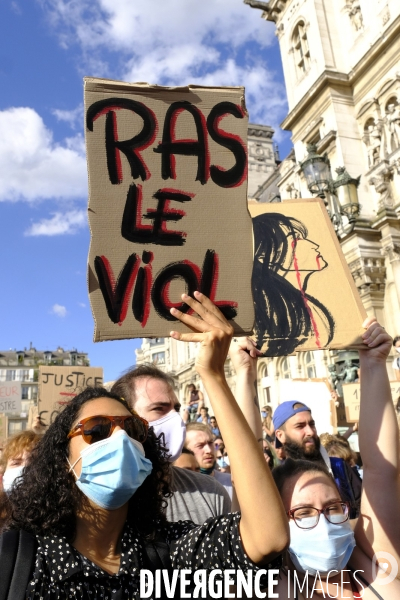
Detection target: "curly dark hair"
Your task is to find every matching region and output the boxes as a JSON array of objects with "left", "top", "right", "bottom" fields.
[{"left": 0, "top": 387, "right": 171, "bottom": 541}]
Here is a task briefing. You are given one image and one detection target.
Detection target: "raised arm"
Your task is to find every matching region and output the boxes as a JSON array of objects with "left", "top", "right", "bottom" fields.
[
  {"left": 170, "top": 292, "right": 289, "bottom": 564},
  {"left": 228, "top": 337, "right": 264, "bottom": 445},
  {"left": 355, "top": 318, "right": 400, "bottom": 562}
]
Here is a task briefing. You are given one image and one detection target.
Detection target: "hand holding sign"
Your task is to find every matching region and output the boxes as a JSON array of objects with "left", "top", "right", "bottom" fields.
[
  {"left": 360, "top": 317, "right": 392, "bottom": 363},
  {"left": 170, "top": 291, "right": 233, "bottom": 378}
]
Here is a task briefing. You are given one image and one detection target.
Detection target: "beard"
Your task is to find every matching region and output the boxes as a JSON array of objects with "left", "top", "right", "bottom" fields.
[{"left": 283, "top": 434, "right": 322, "bottom": 462}]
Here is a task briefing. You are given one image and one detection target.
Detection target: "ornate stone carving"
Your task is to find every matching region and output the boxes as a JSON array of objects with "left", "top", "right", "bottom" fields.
[
  {"left": 363, "top": 120, "right": 385, "bottom": 167},
  {"left": 369, "top": 166, "right": 394, "bottom": 209},
  {"left": 382, "top": 5, "right": 391, "bottom": 25},
  {"left": 385, "top": 103, "right": 400, "bottom": 153},
  {"left": 348, "top": 256, "right": 386, "bottom": 296},
  {"left": 248, "top": 126, "right": 274, "bottom": 139},
  {"left": 243, "top": 0, "right": 269, "bottom": 10},
  {"left": 345, "top": 1, "right": 364, "bottom": 31},
  {"left": 382, "top": 243, "right": 400, "bottom": 263},
  {"left": 393, "top": 158, "right": 400, "bottom": 175},
  {"left": 285, "top": 183, "right": 299, "bottom": 199}
]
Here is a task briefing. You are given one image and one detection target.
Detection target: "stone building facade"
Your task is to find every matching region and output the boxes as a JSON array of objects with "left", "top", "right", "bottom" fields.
[
  {"left": 0, "top": 345, "right": 89, "bottom": 439},
  {"left": 137, "top": 3, "right": 400, "bottom": 414}
]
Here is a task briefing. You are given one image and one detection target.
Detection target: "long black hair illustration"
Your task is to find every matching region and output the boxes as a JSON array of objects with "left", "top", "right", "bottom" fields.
[{"left": 252, "top": 213, "right": 335, "bottom": 356}]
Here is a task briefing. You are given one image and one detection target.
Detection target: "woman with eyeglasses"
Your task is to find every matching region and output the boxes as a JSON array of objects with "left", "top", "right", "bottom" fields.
[
  {"left": 231, "top": 319, "right": 400, "bottom": 598},
  {"left": 0, "top": 293, "right": 289, "bottom": 599},
  {"left": 280, "top": 320, "right": 399, "bottom": 598}
]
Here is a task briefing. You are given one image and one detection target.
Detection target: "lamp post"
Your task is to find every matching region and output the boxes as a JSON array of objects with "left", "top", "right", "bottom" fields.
[
  {"left": 299, "top": 144, "right": 332, "bottom": 199},
  {"left": 299, "top": 145, "right": 361, "bottom": 237}
]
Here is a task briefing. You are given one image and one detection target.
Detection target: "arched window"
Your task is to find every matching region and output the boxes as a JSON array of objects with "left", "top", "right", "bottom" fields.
[
  {"left": 385, "top": 96, "right": 398, "bottom": 112},
  {"left": 304, "top": 351, "right": 316, "bottom": 378},
  {"left": 280, "top": 357, "right": 291, "bottom": 379},
  {"left": 293, "top": 21, "right": 310, "bottom": 75}
]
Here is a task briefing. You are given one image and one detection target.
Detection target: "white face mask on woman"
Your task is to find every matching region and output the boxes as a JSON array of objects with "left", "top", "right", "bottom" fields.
[
  {"left": 288, "top": 516, "right": 356, "bottom": 575},
  {"left": 3, "top": 465, "right": 24, "bottom": 492},
  {"left": 150, "top": 410, "right": 186, "bottom": 462}
]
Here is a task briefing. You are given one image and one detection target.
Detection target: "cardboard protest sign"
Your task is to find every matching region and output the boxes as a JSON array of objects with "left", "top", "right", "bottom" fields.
[
  {"left": 343, "top": 380, "right": 400, "bottom": 422},
  {"left": 279, "top": 378, "right": 335, "bottom": 434},
  {"left": 84, "top": 78, "right": 254, "bottom": 341},
  {"left": 38, "top": 367, "right": 103, "bottom": 423},
  {"left": 0, "top": 381, "right": 22, "bottom": 414},
  {"left": 248, "top": 199, "right": 367, "bottom": 356},
  {"left": 342, "top": 383, "right": 360, "bottom": 423}
]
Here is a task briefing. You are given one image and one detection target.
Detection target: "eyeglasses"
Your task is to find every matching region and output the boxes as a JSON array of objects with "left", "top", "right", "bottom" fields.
[
  {"left": 68, "top": 414, "right": 148, "bottom": 445},
  {"left": 288, "top": 502, "right": 350, "bottom": 530}
]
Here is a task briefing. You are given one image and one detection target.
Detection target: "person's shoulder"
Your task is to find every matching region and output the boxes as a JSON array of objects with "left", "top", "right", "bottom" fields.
[{"left": 171, "top": 466, "right": 228, "bottom": 494}]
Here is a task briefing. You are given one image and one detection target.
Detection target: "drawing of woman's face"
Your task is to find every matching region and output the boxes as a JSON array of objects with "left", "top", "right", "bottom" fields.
[{"left": 284, "top": 232, "right": 327, "bottom": 273}]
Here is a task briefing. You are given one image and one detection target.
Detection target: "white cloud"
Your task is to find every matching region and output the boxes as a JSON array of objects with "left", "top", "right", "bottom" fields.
[
  {"left": 42, "top": 0, "right": 274, "bottom": 52},
  {"left": 78, "top": 302, "right": 86, "bottom": 308},
  {"left": 0, "top": 107, "right": 87, "bottom": 202},
  {"left": 52, "top": 104, "right": 84, "bottom": 130},
  {"left": 51, "top": 304, "right": 67, "bottom": 317},
  {"left": 40, "top": 0, "right": 288, "bottom": 130},
  {"left": 25, "top": 210, "right": 87, "bottom": 236}
]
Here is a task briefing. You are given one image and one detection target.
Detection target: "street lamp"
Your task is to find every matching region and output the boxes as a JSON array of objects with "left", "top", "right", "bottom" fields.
[
  {"left": 333, "top": 167, "right": 361, "bottom": 222},
  {"left": 299, "top": 145, "right": 361, "bottom": 237},
  {"left": 299, "top": 144, "right": 331, "bottom": 198}
]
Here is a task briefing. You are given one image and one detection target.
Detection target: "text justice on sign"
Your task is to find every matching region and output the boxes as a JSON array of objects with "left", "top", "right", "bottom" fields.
[{"left": 86, "top": 98, "right": 247, "bottom": 327}]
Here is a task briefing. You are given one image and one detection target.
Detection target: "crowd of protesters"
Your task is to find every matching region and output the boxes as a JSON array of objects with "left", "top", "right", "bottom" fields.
[{"left": 0, "top": 294, "right": 399, "bottom": 599}]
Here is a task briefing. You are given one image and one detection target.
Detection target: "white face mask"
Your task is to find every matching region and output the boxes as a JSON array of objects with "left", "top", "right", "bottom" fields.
[
  {"left": 150, "top": 410, "right": 186, "bottom": 462},
  {"left": 3, "top": 465, "right": 25, "bottom": 492},
  {"left": 396, "top": 347, "right": 400, "bottom": 354}
]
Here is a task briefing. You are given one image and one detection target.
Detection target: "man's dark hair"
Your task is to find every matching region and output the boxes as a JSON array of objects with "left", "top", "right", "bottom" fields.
[
  {"left": 272, "top": 458, "right": 332, "bottom": 495},
  {"left": 0, "top": 387, "right": 171, "bottom": 541},
  {"left": 181, "top": 447, "right": 195, "bottom": 456},
  {"left": 111, "top": 363, "right": 175, "bottom": 408},
  {"left": 393, "top": 336, "right": 400, "bottom": 347}
]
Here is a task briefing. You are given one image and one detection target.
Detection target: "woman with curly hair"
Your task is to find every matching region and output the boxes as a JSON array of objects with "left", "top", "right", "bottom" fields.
[{"left": 0, "top": 294, "right": 289, "bottom": 599}]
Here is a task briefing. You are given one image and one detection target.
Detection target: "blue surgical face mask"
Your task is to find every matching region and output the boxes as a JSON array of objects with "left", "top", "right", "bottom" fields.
[
  {"left": 261, "top": 411, "right": 267, "bottom": 419},
  {"left": 288, "top": 515, "right": 356, "bottom": 575},
  {"left": 68, "top": 430, "right": 153, "bottom": 510}
]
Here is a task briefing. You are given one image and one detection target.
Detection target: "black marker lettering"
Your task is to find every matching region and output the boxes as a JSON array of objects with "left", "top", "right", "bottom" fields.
[
  {"left": 151, "top": 262, "right": 199, "bottom": 321},
  {"left": 154, "top": 101, "right": 208, "bottom": 184},
  {"left": 121, "top": 184, "right": 193, "bottom": 245},
  {"left": 207, "top": 101, "right": 247, "bottom": 188},
  {"left": 94, "top": 254, "right": 140, "bottom": 324},
  {"left": 86, "top": 98, "right": 157, "bottom": 184}
]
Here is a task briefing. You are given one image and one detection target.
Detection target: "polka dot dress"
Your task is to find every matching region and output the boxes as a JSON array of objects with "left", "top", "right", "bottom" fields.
[{"left": 27, "top": 513, "right": 281, "bottom": 599}]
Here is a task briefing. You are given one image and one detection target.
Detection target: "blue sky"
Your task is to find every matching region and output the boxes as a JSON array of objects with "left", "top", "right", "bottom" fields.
[{"left": 0, "top": 0, "right": 290, "bottom": 382}]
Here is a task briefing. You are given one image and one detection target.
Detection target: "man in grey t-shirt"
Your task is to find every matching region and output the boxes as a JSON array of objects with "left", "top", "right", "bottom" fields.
[{"left": 111, "top": 364, "right": 231, "bottom": 524}]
